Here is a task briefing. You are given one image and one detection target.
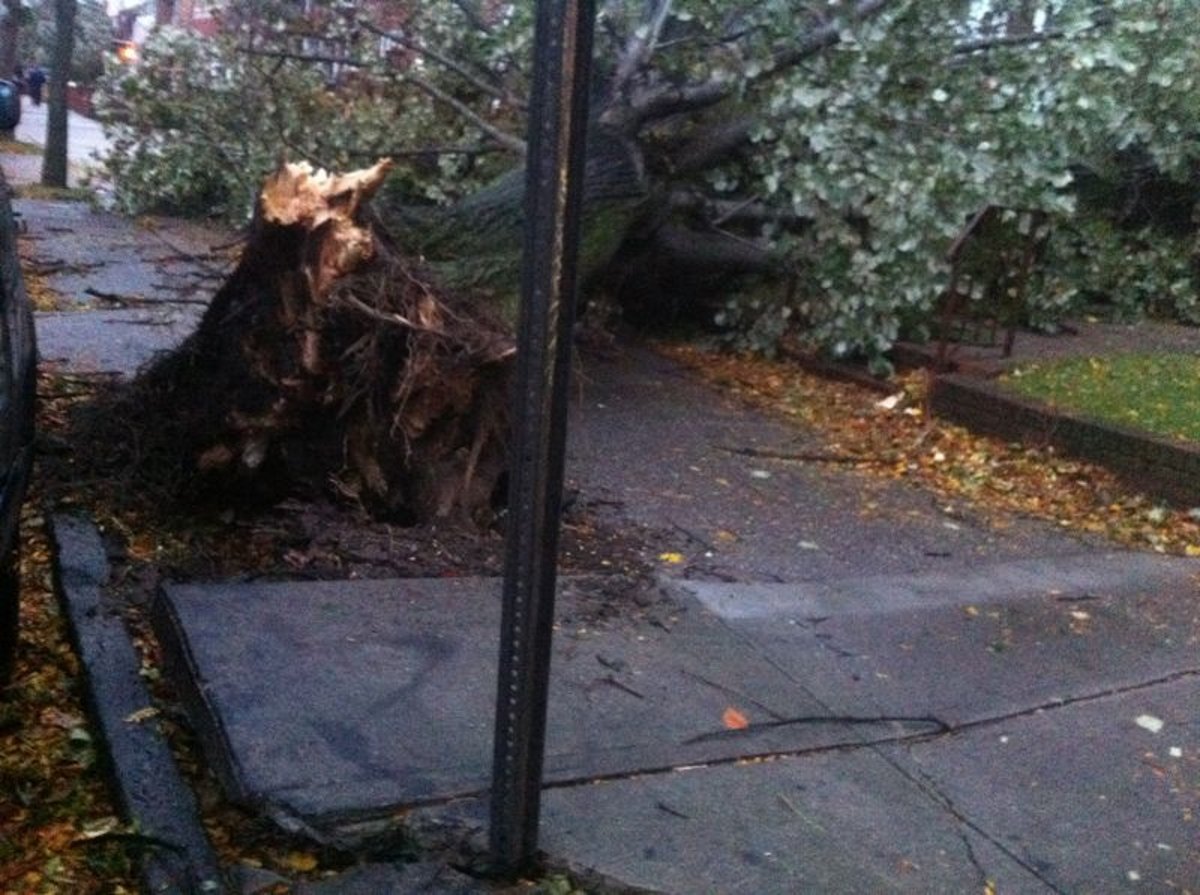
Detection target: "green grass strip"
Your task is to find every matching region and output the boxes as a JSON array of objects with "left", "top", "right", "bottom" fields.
[{"left": 1003, "top": 352, "right": 1200, "bottom": 442}]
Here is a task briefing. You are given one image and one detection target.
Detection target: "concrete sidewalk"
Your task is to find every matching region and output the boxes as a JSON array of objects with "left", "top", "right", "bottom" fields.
[
  {"left": 10, "top": 95, "right": 110, "bottom": 187},
  {"left": 138, "top": 343, "right": 1200, "bottom": 893},
  {"left": 150, "top": 552, "right": 1200, "bottom": 892},
  {"left": 2, "top": 112, "right": 232, "bottom": 378}
]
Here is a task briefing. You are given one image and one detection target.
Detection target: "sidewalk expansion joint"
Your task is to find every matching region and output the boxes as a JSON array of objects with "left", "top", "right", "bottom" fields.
[
  {"left": 292, "top": 663, "right": 1200, "bottom": 837},
  {"left": 555, "top": 666, "right": 1200, "bottom": 799}
]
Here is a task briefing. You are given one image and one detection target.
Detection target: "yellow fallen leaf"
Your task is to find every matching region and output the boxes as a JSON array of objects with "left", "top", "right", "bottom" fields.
[
  {"left": 658, "top": 552, "right": 685, "bottom": 564},
  {"left": 1185, "top": 544, "right": 1200, "bottom": 557},
  {"left": 279, "top": 851, "right": 319, "bottom": 873}
]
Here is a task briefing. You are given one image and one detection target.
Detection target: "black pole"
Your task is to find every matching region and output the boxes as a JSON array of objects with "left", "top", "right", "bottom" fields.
[{"left": 489, "top": 0, "right": 596, "bottom": 876}]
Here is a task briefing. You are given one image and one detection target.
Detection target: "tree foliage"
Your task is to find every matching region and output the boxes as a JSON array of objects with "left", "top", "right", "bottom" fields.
[
  {"left": 28, "top": 0, "right": 110, "bottom": 83},
  {"left": 93, "top": 1, "right": 1200, "bottom": 364}
]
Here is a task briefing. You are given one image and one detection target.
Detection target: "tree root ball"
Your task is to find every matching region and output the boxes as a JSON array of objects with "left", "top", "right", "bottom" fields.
[{"left": 93, "top": 160, "right": 516, "bottom": 525}]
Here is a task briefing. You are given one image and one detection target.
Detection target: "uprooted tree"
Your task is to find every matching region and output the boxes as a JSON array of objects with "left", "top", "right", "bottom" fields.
[
  {"left": 95, "top": 159, "right": 516, "bottom": 524},
  {"left": 87, "top": 1, "right": 1200, "bottom": 521}
]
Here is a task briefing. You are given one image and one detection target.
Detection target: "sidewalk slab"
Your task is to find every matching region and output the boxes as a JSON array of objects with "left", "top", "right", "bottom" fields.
[
  {"left": 534, "top": 749, "right": 1044, "bottom": 893},
  {"left": 153, "top": 549, "right": 1200, "bottom": 891},
  {"left": 13, "top": 196, "right": 226, "bottom": 376},
  {"left": 882, "top": 676, "right": 1200, "bottom": 891},
  {"left": 675, "top": 551, "right": 1200, "bottom": 726},
  {"left": 155, "top": 576, "right": 909, "bottom": 835},
  {"left": 566, "top": 347, "right": 1101, "bottom": 584}
]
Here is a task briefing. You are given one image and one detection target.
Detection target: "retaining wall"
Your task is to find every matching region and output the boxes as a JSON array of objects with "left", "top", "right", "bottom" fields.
[{"left": 932, "top": 374, "right": 1200, "bottom": 508}]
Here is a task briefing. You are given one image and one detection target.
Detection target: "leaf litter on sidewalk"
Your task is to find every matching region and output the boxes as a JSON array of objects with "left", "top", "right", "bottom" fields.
[{"left": 659, "top": 342, "right": 1200, "bottom": 555}]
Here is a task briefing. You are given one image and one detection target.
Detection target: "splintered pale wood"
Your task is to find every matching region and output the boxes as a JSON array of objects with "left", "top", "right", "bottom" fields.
[{"left": 259, "top": 159, "right": 395, "bottom": 300}]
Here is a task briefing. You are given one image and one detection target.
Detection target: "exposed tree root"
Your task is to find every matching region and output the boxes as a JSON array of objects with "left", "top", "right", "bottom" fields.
[{"left": 77, "top": 160, "right": 515, "bottom": 525}]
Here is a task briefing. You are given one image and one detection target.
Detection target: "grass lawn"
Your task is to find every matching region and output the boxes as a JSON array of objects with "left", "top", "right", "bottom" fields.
[
  {"left": 1003, "top": 352, "right": 1200, "bottom": 442},
  {"left": 11, "top": 182, "right": 93, "bottom": 202}
]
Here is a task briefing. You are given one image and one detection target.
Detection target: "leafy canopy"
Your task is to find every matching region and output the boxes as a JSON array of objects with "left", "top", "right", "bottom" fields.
[{"left": 93, "top": 1, "right": 1200, "bottom": 362}]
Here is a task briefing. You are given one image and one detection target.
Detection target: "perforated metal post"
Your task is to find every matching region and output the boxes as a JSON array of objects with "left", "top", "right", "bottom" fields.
[{"left": 489, "top": 0, "right": 596, "bottom": 876}]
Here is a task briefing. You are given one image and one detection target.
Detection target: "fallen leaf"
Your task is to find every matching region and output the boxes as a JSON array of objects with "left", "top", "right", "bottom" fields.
[
  {"left": 722, "top": 706, "right": 750, "bottom": 730},
  {"left": 875, "top": 393, "right": 903, "bottom": 411},
  {"left": 76, "top": 817, "right": 122, "bottom": 840},
  {"left": 658, "top": 552, "right": 685, "bottom": 565},
  {"left": 1135, "top": 714, "right": 1164, "bottom": 734},
  {"left": 279, "top": 851, "right": 319, "bottom": 873},
  {"left": 39, "top": 708, "right": 83, "bottom": 729},
  {"left": 124, "top": 706, "right": 160, "bottom": 724}
]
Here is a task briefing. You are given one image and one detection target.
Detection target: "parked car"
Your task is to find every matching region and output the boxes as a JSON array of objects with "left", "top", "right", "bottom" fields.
[{"left": 0, "top": 171, "right": 38, "bottom": 686}]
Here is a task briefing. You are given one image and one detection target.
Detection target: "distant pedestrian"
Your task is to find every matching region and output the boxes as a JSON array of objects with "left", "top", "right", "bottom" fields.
[{"left": 26, "top": 66, "right": 45, "bottom": 106}]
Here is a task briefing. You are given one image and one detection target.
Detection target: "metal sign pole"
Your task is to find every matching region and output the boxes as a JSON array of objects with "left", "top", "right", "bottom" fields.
[{"left": 490, "top": 0, "right": 596, "bottom": 876}]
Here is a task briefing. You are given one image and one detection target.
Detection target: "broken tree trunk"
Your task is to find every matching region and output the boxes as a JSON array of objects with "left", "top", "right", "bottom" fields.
[{"left": 114, "top": 160, "right": 515, "bottom": 524}]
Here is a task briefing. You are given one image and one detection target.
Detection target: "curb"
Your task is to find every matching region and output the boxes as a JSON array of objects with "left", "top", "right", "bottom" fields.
[
  {"left": 931, "top": 374, "right": 1200, "bottom": 507},
  {"left": 47, "top": 513, "right": 226, "bottom": 894}
]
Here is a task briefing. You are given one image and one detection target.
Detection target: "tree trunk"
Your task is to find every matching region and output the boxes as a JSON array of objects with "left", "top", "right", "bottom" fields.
[
  {"left": 0, "top": 1, "right": 19, "bottom": 80},
  {"left": 104, "top": 161, "right": 516, "bottom": 524},
  {"left": 41, "top": 0, "right": 74, "bottom": 187},
  {"left": 379, "top": 129, "right": 649, "bottom": 317}
]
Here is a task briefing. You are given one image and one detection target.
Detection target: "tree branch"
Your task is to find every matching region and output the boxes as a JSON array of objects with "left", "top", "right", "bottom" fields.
[
  {"left": 239, "top": 45, "right": 365, "bottom": 68},
  {"left": 655, "top": 223, "right": 775, "bottom": 272},
  {"left": 610, "top": 0, "right": 675, "bottom": 101},
  {"left": 628, "top": 0, "right": 896, "bottom": 126},
  {"left": 358, "top": 19, "right": 527, "bottom": 111},
  {"left": 951, "top": 18, "right": 1110, "bottom": 56},
  {"left": 347, "top": 144, "right": 506, "bottom": 159},
  {"left": 670, "top": 114, "right": 758, "bottom": 174},
  {"left": 668, "top": 189, "right": 808, "bottom": 227},
  {"left": 448, "top": 0, "right": 493, "bottom": 34},
  {"left": 401, "top": 72, "right": 526, "bottom": 155}
]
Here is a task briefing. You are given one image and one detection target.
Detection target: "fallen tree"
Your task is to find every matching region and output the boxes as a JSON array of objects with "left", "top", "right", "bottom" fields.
[
  {"left": 83, "top": 3, "right": 1200, "bottom": 521},
  {"left": 100, "top": 159, "right": 515, "bottom": 524}
]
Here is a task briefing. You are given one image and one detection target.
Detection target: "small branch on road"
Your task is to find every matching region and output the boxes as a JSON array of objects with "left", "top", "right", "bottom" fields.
[
  {"left": 84, "top": 288, "right": 209, "bottom": 308},
  {"left": 719, "top": 445, "right": 887, "bottom": 465}
]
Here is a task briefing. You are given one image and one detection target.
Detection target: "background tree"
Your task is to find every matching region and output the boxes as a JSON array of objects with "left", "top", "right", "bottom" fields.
[
  {"left": 28, "top": 0, "right": 109, "bottom": 84},
  {"left": 0, "top": 0, "right": 23, "bottom": 78},
  {"left": 40, "top": 0, "right": 73, "bottom": 187}
]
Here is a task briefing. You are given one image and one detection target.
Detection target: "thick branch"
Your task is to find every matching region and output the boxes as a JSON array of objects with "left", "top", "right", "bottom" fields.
[
  {"left": 671, "top": 114, "right": 758, "bottom": 174},
  {"left": 655, "top": 223, "right": 775, "bottom": 273}
]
